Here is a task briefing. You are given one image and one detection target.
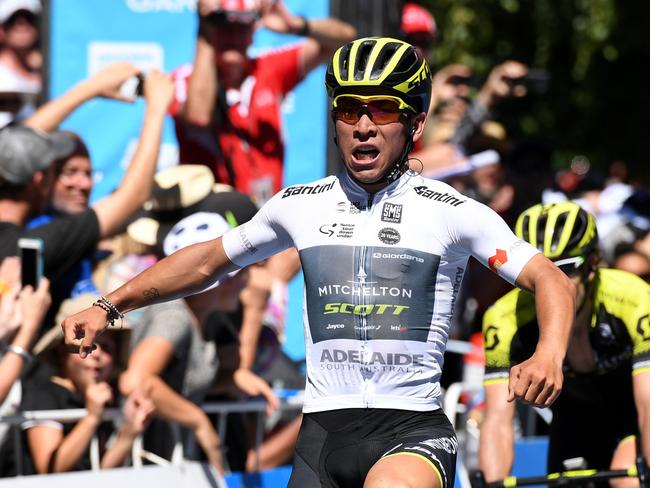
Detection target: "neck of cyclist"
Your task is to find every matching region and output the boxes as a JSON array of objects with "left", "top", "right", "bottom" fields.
[{"left": 344, "top": 119, "right": 414, "bottom": 194}]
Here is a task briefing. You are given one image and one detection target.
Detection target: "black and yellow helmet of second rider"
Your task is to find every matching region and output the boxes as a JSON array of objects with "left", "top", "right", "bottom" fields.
[
  {"left": 515, "top": 201, "right": 599, "bottom": 261},
  {"left": 325, "top": 36, "right": 432, "bottom": 115}
]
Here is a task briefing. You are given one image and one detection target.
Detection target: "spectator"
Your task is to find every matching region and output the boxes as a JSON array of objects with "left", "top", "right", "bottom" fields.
[
  {"left": 13, "top": 294, "right": 153, "bottom": 474},
  {"left": 173, "top": 0, "right": 356, "bottom": 203},
  {"left": 0, "top": 257, "right": 50, "bottom": 445},
  {"left": 400, "top": 2, "right": 438, "bottom": 59},
  {"left": 613, "top": 244, "right": 650, "bottom": 283},
  {"left": 0, "top": 63, "right": 174, "bottom": 324},
  {"left": 119, "top": 164, "right": 278, "bottom": 472},
  {"left": 0, "top": 0, "right": 41, "bottom": 127}
]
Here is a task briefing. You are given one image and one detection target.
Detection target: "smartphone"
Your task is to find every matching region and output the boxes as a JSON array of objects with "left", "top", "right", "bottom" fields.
[
  {"left": 119, "top": 73, "right": 145, "bottom": 100},
  {"left": 18, "top": 237, "right": 44, "bottom": 288}
]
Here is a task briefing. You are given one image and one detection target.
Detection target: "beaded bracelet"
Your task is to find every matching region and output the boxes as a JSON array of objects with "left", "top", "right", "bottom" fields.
[{"left": 92, "top": 296, "right": 124, "bottom": 328}]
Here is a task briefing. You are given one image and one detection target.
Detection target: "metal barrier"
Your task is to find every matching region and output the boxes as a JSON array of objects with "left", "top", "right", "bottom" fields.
[{"left": 0, "top": 393, "right": 304, "bottom": 476}]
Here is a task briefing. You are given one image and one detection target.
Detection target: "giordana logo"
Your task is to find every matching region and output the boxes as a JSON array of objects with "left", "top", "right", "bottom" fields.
[
  {"left": 413, "top": 186, "right": 466, "bottom": 207},
  {"left": 381, "top": 203, "right": 402, "bottom": 223},
  {"left": 372, "top": 251, "right": 424, "bottom": 263},
  {"left": 282, "top": 180, "right": 334, "bottom": 198},
  {"left": 378, "top": 227, "right": 400, "bottom": 245},
  {"left": 488, "top": 249, "right": 508, "bottom": 272},
  {"left": 88, "top": 42, "right": 163, "bottom": 76}
]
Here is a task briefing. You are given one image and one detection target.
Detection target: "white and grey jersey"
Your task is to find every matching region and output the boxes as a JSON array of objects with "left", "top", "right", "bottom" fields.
[{"left": 222, "top": 171, "right": 539, "bottom": 413}]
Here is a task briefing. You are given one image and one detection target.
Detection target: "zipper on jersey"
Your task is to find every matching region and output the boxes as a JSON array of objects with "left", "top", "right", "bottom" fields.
[{"left": 357, "top": 191, "right": 377, "bottom": 407}]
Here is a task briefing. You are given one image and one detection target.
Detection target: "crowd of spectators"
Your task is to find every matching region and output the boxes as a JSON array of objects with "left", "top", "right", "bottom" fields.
[{"left": 0, "top": 0, "right": 649, "bottom": 481}]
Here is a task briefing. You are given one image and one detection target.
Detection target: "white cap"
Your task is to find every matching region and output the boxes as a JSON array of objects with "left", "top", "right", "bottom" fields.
[{"left": 0, "top": 0, "right": 41, "bottom": 24}]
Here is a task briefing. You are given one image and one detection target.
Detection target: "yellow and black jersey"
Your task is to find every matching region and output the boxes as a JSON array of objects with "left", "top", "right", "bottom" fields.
[{"left": 483, "top": 268, "right": 650, "bottom": 385}]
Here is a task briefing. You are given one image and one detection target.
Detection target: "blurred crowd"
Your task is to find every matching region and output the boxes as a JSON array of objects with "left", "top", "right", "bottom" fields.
[{"left": 0, "top": 0, "right": 649, "bottom": 479}]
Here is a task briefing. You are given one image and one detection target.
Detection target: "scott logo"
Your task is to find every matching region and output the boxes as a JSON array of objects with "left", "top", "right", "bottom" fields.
[
  {"left": 324, "top": 303, "right": 410, "bottom": 316},
  {"left": 488, "top": 249, "right": 508, "bottom": 272}
]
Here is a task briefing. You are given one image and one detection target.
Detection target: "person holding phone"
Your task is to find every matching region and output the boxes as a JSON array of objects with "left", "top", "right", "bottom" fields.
[
  {"left": 0, "top": 62, "right": 174, "bottom": 328},
  {"left": 0, "top": 257, "right": 51, "bottom": 448}
]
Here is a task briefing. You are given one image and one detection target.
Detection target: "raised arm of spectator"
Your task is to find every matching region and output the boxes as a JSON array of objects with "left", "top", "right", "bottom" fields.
[
  {"left": 450, "top": 61, "right": 528, "bottom": 148},
  {"left": 510, "top": 253, "right": 575, "bottom": 407},
  {"left": 258, "top": 0, "right": 357, "bottom": 76},
  {"left": 91, "top": 70, "right": 174, "bottom": 238},
  {"left": 119, "top": 340, "right": 224, "bottom": 472},
  {"left": 0, "top": 258, "right": 50, "bottom": 404},
  {"left": 183, "top": 6, "right": 218, "bottom": 127},
  {"left": 23, "top": 62, "right": 141, "bottom": 132}
]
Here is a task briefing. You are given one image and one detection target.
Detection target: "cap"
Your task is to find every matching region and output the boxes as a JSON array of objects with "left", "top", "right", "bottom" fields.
[
  {"left": 0, "top": 0, "right": 41, "bottom": 24},
  {"left": 127, "top": 164, "right": 258, "bottom": 251},
  {"left": 0, "top": 126, "right": 76, "bottom": 186},
  {"left": 401, "top": 3, "right": 437, "bottom": 42}
]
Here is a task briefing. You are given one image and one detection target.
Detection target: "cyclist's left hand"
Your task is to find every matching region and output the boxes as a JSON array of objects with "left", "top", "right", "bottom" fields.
[{"left": 508, "top": 351, "right": 563, "bottom": 407}]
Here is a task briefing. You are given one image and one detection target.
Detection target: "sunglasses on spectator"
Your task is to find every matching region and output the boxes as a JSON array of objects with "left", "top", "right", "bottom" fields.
[
  {"left": 332, "top": 95, "right": 415, "bottom": 125},
  {"left": 554, "top": 256, "right": 586, "bottom": 277}
]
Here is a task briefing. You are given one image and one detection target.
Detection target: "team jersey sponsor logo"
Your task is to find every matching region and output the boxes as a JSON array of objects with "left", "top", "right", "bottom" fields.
[
  {"left": 381, "top": 203, "right": 403, "bottom": 223},
  {"left": 336, "top": 201, "right": 365, "bottom": 214},
  {"left": 237, "top": 227, "right": 257, "bottom": 254},
  {"left": 320, "top": 348, "right": 424, "bottom": 366},
  {"left": 323, "top": 302, "right": 410, "bottom": 316},
  {"left": 378, "top": 227, "right": 401, "bottom": 245},
  {"left": 318, "top": 284, "right": 413, "bottom": 298},
  {"left": 319, "top": 223, "right": 355, "bottom": 238},
  {"left": 282, "top": 180, "right": 335, "bottom": 198},
  {"left": 372, "top": 251, "right": 424, "bottom": 263},
  {"left": 488, "top": 249, "right": 508, "bottom": 272},
  {"left": 413, "top": 186, "right": 467, "bottom": 206}
]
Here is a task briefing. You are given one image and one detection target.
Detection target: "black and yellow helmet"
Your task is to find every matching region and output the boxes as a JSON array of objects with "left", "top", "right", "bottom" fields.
[
  {"left": 515, "top": 202, "right": 599, "bottom": 261},
  {"left": 325, "top": 37, "right": 432, "bottom": 114}
]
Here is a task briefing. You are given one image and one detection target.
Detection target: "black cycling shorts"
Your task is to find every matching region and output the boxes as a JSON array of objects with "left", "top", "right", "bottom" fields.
[{"left": 287, "top": 408, "right": 457, "bottom": 488}]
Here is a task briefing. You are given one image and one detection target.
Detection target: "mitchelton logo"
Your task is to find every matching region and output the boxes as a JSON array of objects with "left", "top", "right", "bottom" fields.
[{"left": 488, "top": 249, "right": 508, "bottom": 272}]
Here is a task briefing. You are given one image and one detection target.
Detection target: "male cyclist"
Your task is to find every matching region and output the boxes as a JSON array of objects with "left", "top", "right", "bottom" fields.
[
  {"left": 61, "top": 38, "right": 575, "bottom": 488},
  {"left": 480, "top": 202, "right": 650, "bottom": 486}
]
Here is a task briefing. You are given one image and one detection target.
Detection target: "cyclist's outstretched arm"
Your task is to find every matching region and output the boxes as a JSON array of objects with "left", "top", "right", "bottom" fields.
[
  {"left": 480, "top": 381, "right": 516, "bottom": 482},
  {"left": 512, "top": 254, "right": 576, "bottom": 407},
  {"left": 61, "top": 237, "right": 238, "bottom": 357}
]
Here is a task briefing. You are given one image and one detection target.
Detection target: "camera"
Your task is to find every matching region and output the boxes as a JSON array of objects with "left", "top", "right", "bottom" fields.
[{"left": 505, "top": 69, "right": 551, "bottom": 94}]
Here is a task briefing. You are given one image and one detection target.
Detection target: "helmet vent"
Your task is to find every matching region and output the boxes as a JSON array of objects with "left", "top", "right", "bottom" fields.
[
  {"left": 369, "top": 42, "right": 402, "bottom": 80},
  {"left": 338, "top": 44, "right": 352, "bottom": 80},
  {"left": 354, "top": 40, "right": 376, "bottom": 80},
  {"left": 394, "top": 48, "right": 417, "bottom": 74},
  {"left": 551, "top": 213, "right": 568, "bottom": 253}
]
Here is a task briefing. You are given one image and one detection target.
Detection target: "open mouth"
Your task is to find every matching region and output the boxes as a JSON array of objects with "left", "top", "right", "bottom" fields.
[{"left": 353, "top": 148, "right": 380, "bottom": 162}]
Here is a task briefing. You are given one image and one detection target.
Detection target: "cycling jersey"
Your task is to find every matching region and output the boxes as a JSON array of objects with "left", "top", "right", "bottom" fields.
[
  {"left": 483, "top": 268, "right": 650, "bottom": 384},
  {"left": 222, "top": 170, "right": 540, "bottom": 413},
  {"left": 482, "top": 268, "right": 650, "bottom": 470}
]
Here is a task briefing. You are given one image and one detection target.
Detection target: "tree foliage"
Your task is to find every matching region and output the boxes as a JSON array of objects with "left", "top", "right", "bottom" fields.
[{"left": 424, "top": 0, "right": 648, "bottom": 176}]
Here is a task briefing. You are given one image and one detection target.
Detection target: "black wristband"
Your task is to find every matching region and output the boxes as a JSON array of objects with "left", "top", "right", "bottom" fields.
[{"left": 296, "top": 15, "right": 310, "bottom": 37}]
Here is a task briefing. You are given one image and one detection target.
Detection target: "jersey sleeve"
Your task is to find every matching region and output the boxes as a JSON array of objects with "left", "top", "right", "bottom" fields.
[
  {"left": 221, "top": 191, "right": 293, "bottom": 268},
  {"left": 453, "top": 199, "right": 540, "bottom": 285}
]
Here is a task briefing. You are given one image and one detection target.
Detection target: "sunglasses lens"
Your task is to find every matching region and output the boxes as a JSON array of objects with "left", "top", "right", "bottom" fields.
[
  {"left": 555, "top": 257, "right": 586, "bottom": 276},
  {"left": 334, "top": 97, "right": 402, "bottom": 125}
]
